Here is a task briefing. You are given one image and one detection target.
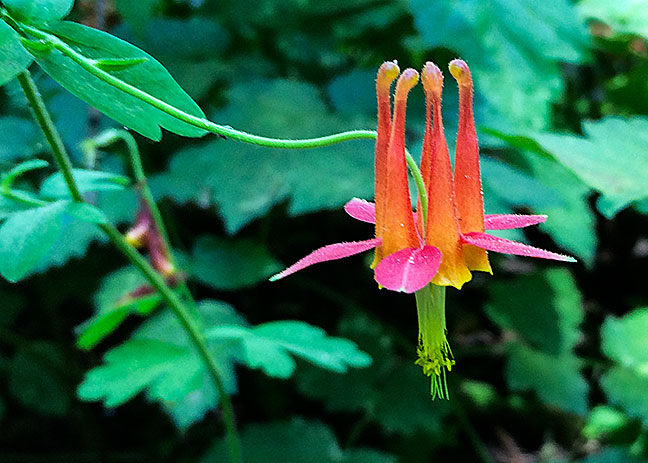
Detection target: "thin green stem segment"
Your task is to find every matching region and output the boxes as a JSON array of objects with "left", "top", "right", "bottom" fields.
[
  {"left": 14, "top": 21, "right": 375, "bottom": 149},
  {"left": 84, "top": 129, "right": 173, "bottom": 262},
  {"left": 17, "top": 71, "right": 83, "bottom": 202},
  {"left": 404, "top": 149, "right": 428, "bottom": 231},
  {"left": 17, "top": 70, "right": 242, "bottom": 463}
]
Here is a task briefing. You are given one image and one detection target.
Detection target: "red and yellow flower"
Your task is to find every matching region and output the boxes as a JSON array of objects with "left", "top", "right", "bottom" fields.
[{"left": 271, "top": 60, "right": 575, "bottom": 398}]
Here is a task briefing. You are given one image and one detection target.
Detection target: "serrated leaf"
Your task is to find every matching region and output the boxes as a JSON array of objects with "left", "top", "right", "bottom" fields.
[
  {"left": 579, "top": 0, "right": 648, "bottom": 39},
  {"left": 78, "top": 300, "right": 244, "bottom": 429},
  {"left": 532, "top": 117, "right": 648, "bottom": 218},
  {"left": 207, "top": 320, "right": 371, "bottom": 379},
  {"left": 3, "top": 0, "right": 74, "bottom": 23},
  {"left": 33, "top": 21, "right": 206, "bottom": 141},
  {"left": 486, "top": 269, "right": 584, "bottom": 356},
  {"left": 601, "top": 307, "right": 648, "bottom": 371},
  {"left": 0, "top": 20, "right": 34, "bottom": 86},
  {"left": 295, "top": 314, "right": 394, "bottom": 412},
  {"left": 506, "top": 343, "right": 588, "bottom": 415},
  {"left": 8, "top": 341, "right": 70, "bottom": 415},
  {"left": 190, "top": 235, "right": 281, "bottom": 290},
  {"left": 523, "top": 151, "right": 597, "bottom": 267},
  {"left": 410, "top": 0, "right": 588, "bottom": 130},
  {"left": 0, "top": 200, "right": 70, "bottom": 281},
  {"left": 40, "top": 168, "right": 130, "bottom": 199},
  {"left": 151, "top": 80, "right": 374, "bottom": 233},
  {"left": 203, "top": 418, "right": 396, "bottom": 463}
]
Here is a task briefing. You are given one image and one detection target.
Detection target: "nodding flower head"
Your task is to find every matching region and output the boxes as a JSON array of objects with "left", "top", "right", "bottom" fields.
[{"left": 270, "top": 59, "right": 575, "bottom": 399}]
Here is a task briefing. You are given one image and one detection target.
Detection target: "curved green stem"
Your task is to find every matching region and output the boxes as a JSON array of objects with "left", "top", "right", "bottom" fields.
[
  {"left": 83, "top": 129, "right": 197, "bottom": 306},
  {"left": 84, "top": 129, "right": 173, "bottom": 261},
  {"left": 13, "top": 21, "right": 375, "bottom": 149},
  {"left": 17, "top": 70, "right": 241, "bottom": 463},
  {"left": 405, "top": 149, "right": 428, "bottom": 230}
]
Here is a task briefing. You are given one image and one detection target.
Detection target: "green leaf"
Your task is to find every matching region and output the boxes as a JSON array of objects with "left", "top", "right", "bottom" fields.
[
  {"left": 34, "top": 21, "right": 206, "bottom": 141},
  {"left": 295, "top": 314, "right": 394, "bottom": 413},
  {"left": 78, "top": 300, "right": 244, "bottom": 429},
  {"left": 523, "top": 151, "right": 597, "bottom": 267},
  {"left": 203, "top": 418, "right": 396, "bottom": 463},
  {"left": 600, "top": 309, "right": 648, "bottom": 423},
  {"left": 8, "top": 341, "right": 70, "bottom": 415},
  {"left": 92, "top": 57, "right": 148, "bottom": 72},
  {"left": 486, "top": 269, "right": 584, "bottom": 356},
  {"left": 40, "top": 168, "right": 130, "bottom": 198},
  {"left": 190, "top": 235, "right": 281, "bottom": 290},
  {"left": 3, "top": 0, "right": 74, "bottom": 23},
  {"left": 410, "top": 0, "right": 589, "bottom": 130},
  {"left": 579, "top": 0, "right": 648, "bottom": 39},
  {"left": 62, "top": 202, "right": 108, "bottom": 224},
  {"left": 77, "top": 266, "right": 161, "bottom": 350},
  {"left": 601, "top": 307, "right": 648, "bottom": 370},
  {"left": 601, "top": 366, "right": 648, "bottom": 424},
  {"left": 152, "top": 80, "right": 374, "bottom": 233},
  {"left": 506, "top": 343, "right": 588, "bottom": 415},
  {"left": 0, "top": 20, "right": 34, "bottom": 86},
  {"left": 207, "top": 320, "right": 371, "bottom": 379},
  {"left": 583, "top": 406, "right": 631, "bottom": 440},
  {"left": 0, "top": 200, "right": 70, "bottom": 281},
  {"left": 532, "top": 117, "right": 648, "bottom": 218}
]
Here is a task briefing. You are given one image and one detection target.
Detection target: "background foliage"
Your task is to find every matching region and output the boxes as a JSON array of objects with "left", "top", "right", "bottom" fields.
[{"left": 1, "top": 0, "right": 648, "bottom": 461}]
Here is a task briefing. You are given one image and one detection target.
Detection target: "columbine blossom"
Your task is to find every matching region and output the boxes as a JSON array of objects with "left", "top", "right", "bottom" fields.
[{"left": 271, "top": 59, "right": 575, "bottom": 398}]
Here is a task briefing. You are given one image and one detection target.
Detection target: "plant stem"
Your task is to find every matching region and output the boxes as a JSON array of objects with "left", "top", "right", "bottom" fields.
[
  {"left": 14, "top": 19, "right": 374, "bottom": 149},
  {"left": 17, "top": 70, "right": 242, "bottom": 463},
  {"left": 85, "top": 129, "right": 173, "bottom": 262},
  {"left": 17, "top": 71, "right": 83, "bottom": 202}
]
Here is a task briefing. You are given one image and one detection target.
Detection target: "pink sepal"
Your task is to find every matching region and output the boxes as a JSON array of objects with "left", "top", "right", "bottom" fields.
[
  {"left": 270, "top": 238, "right": 382, "bottom": 281},
  {"left": 484, "top": 214, "right": 547, "bottom": 230},
  {"left": 461, "top": 232, "right": 576, "bottom": 262},
  {"left": 374, "top": 245, "right": 442, "bottom": 293},
  {"left": 344, "top": 198, "right": 376, "bottom": 224}
]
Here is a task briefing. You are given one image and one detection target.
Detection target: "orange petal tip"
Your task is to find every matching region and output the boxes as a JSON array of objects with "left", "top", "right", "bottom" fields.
[
  {"left": 449, "top": 59, "right": 472, "bottom": 86},
  {"left": 421, "top": 62, "right": 443, "bottom": 97},
  {"left": 377, "top": 61, "right": 400, "bottom": 92},
  {"left": 395, "top": 68, "right": 419, "bottom": 98}
]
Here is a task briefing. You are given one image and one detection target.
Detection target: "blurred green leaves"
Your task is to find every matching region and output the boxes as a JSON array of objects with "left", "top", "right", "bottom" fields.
[
  {"left": 204, "top": 418, "right": 396, "bottom": 463},
  {"left": 601, "top": 308, "right": 648, "bottom": 423},
  {"left": 80, "top": 299, "right": 371, "bottom": 428},
  {"left": 487, "top": 269, "right": 588, "bottom": 414},
  {"left": 152, "top": 80, "right": 374, "bottom": 233},
  {"left": 207, "top": 321, "right": 371, "bottom": 379},
  {"left": 189, "top": 235, "right": 280, "bottom": 290},
  {"left": 579, "top": 0, "right": 648, "bottom": 39},
  {"left": 410, "top": 0, "right": 589, "bottom": 130},
  {"left": 533, "top": 117, "right": 648, "bottom": 218},
  {"left": 8, "top": 340, "right": 70, "bottom": 415}
]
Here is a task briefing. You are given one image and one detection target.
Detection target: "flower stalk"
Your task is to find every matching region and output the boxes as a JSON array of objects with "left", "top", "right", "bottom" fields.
[{"left": 414, "top": 284, "right": 454, "bottom": 399}]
